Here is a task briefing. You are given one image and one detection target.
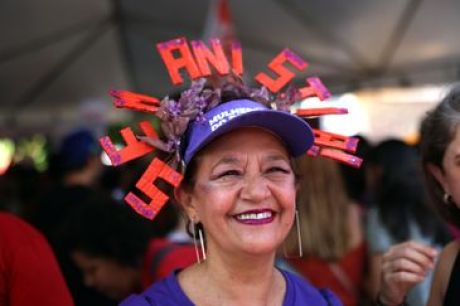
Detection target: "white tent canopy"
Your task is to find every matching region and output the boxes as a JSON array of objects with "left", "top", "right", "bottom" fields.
[{"left": 1, "top": 0, "right": 460, "bottom": 134}]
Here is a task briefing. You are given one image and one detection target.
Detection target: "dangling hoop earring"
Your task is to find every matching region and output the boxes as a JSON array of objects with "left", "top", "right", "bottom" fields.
[
  {"left": 283, "top": 209, "right": 303, "bottom": 258},
  {"left": 191, "top": 220, "right": 206, "bottom": 263}
]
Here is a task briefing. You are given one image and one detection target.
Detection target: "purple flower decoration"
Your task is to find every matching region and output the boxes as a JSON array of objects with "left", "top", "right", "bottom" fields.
[
  {"left": 274, "top": 85, "right": 299, "bottom": 112},
  {"left": 139, "top": 74, "right": 305, "bottom": 163},
  {"left": 168, "top": 100, "right": 181, "bottom": 117},
  {"left": 249, "top": 86, "right": 271, "bottom": 106}
]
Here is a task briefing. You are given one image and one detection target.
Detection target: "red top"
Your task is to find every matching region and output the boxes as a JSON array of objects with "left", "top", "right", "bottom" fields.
[
  {"left": 287, "top": 243, "right": 366, "bottom": 306},
  {"left": 141, "top": 238, "right": 197, "bottom": 288},
  {"left": 0, "top": 213, "right": 74, "bottom": 306}
]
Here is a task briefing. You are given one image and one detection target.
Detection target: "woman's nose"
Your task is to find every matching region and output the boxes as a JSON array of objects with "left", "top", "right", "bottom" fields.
[{"left": 240, "top": 175, "right": 270, "bottom": 203}]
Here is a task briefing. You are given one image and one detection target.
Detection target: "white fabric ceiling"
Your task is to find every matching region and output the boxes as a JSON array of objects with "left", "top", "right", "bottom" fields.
[{"left": 1, "top": 0, "right": 460, "bottom": 132}]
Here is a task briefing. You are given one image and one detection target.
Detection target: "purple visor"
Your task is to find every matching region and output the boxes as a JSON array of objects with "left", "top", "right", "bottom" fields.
[{"left": 182, "top": 99, "right": 314, "bottom": 164}]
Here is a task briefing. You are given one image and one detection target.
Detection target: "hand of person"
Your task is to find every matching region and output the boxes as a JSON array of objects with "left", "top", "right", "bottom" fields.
[{"left": 378, "top": 241, "right": 438, "bottom": 305}]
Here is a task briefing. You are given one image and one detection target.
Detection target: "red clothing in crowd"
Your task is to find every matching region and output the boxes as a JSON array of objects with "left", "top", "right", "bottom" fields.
[
  {"left": 287, "top": 243, "right": 367, "bottom": 306},
  {"left": 141, "top": 238, "right": 197, "bottom": 288},
  {"left": 0, "top": 213, "right": 74, "bottom": 306}
]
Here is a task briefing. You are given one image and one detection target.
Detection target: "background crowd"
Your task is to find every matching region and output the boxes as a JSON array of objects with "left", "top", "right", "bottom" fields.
[
  {"left": 1, "top": 90, "right": 458, "bottom": 306},
  {"left": 3, "top": 0, "right": 460, "bottom": 305}
]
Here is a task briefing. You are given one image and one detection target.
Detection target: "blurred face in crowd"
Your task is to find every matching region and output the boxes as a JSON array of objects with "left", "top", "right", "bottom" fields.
[
  {"left": 72, "top": 251, "right": 141, "bottom": 300},
  {"left": 430, "top": 125, "right": 460, "bottom": 207},
  {"left": 86, "top": 155, "right": 103, "bottom": 184},
  {"left": 177, "top": 127, "right": 297, "bottom": 257}
]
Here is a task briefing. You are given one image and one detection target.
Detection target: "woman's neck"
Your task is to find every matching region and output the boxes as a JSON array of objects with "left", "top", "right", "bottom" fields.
[
  {"left": 208, "top": 247, "right": 276, "bottom": 282},
  {"left": 179, "top": 249, "right": 286, "bottom": 306}
]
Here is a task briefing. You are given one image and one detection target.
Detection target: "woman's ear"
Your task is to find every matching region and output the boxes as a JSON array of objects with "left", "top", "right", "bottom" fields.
[
  {"left": 427, "top": 163, "right": 449, "bottom": 193},
  {"left": 174, "top": 186, "right": 197, "bottom": 219}
]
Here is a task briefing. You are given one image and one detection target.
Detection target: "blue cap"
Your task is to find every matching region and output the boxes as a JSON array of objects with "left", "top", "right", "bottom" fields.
[
  {"left": 58, "top": 129, "right": 98, "bottom": 169},
  {"left": 182, "top": 99, "right": 314, "bottom": 164}
]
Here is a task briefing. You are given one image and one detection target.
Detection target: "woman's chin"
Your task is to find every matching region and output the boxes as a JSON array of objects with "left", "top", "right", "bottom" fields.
[{"left": 238, "top": 240, "right": 282, "bottom": 256}]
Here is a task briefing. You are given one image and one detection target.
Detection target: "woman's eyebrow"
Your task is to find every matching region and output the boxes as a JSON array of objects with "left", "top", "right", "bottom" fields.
[
  {"left": 264, "top": 154, "right": 290, "bottom": 163},
  {"left": 211, "top": 156, "right": 242, "bottom": 169}
]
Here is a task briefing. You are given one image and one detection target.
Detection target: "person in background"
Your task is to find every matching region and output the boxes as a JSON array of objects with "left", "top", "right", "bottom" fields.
[
  {"left": 32, "top": 128, "right": 103, "bottom": 238},
  {"left": 0, "top": 212, "right": 74, "bottom": 306},
  {"left": 143, "top": 203, "right": 198, "bottom": 284},
  {"left": 377, "top": 86, "right": 460, "bottom": 306},
  {"left": 366, "top": 139, "right": 450, "bottom": 306},
  {"left": 31, "top": 128, "right": 113, "bottom": 306},
  {"left": 339, "top": 135, "right": 372, "bottom": 209},
  {"left": 0, "top": 163, "right": 42, "bottom": 217},
  {"left": 65, "top": 196, "right": 196, "bottom": 301},
  {"left": 285, "top": 157, "right": 366, "bottom": 306},
  {"left": 119, "top": 160, "right": 199, "bottom": 284}
]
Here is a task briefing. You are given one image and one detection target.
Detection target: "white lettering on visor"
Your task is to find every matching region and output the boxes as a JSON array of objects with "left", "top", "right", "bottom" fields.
[{"left": 208, "top": 107, "right": 260, "bottom": 132}]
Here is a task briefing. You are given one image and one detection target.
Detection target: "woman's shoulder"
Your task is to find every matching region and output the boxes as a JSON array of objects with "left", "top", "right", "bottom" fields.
[
  {"left": 439, "top": 240, "right": 460, "bottom": 263},
  {"left": 425, "top": 240, "right": 460, "bottom": 306},
  {"left": 281, "top": 269, "right": 343, "bottom": 306},
  {"left": 120, "top": 271, "right": 194, "bottom": 306},
  {"left": 438, "top": 240, "right": 460, "bottom": 285},
  {"left": 431, "top": 240, "right": 460, "bottom": 303}
]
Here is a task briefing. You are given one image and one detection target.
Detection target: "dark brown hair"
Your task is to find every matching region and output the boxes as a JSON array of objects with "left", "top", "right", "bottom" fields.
[{"left": 420, "top": 85, "right": 460, "bottom": 226}]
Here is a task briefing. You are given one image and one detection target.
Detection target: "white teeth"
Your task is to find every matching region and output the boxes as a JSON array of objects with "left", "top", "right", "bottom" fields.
[{"left": 236, "top": 211, "right": 272, "bottom": 220}]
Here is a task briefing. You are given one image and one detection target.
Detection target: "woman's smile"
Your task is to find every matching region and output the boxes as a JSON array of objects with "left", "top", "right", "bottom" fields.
[{"left": 233, "top": 209, "right": 276, "bottom": 225}]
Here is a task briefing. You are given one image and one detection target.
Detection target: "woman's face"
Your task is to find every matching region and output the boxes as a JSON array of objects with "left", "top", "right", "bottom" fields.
[
  {"left": 434, "top": 125, "right": 460, "bottom": 207},
  {"left": 179, "top": 127, "right": 296, "bottom": 257}
]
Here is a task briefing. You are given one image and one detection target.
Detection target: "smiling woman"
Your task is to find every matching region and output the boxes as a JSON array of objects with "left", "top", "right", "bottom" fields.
[
  {"left": 95, "top": 37, "right": 364, "bottom": 306},
  {"left": 119, "top": 94, "right": 343, "bottom": 306}
]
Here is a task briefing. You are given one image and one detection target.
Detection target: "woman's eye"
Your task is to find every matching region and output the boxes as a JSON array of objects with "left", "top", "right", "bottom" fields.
[
  {"left": 267, "top": 167, "right": 290, "bottom": 174},
  {"left": 217, "top": 170, "right": 241, "bottom": 178}
]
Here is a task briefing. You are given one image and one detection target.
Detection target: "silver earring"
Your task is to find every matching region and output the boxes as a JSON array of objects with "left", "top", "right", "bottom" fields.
[
  {"left": 295, "top": 209, "right": 303, "bottom": 257},
  {"left": 444, "top": 193, "right": 452, "bottom": 205},
  {"left": 191, "top": 220, "right": 206, "bottom": 263},
  {"left": 283, "top": 209, "right": 303, "bottom": 258},
  {"left": 179, "top": 159, "right": 186, "bottom": 175},
  {"left": 190, "top": 220, "right": 201, "bottom": 263},
  {"left": 198, "top": 226, "right": 207, "bottom": 261}
]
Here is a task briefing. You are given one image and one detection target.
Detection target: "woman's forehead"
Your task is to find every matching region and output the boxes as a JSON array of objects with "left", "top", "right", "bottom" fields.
[{"left": 200, "top": 127, "right": 290, "bottom": 157}]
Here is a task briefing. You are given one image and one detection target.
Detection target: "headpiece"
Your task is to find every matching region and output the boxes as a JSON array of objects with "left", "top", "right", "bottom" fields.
[{"left": 99, "top": 37, "right": 362, "bottom": 220}]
